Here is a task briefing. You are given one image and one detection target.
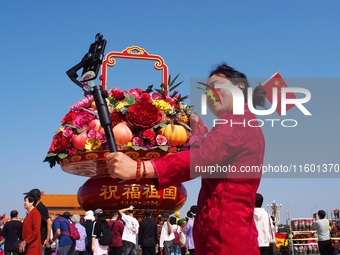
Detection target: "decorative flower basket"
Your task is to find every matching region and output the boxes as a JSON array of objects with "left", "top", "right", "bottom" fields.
[
  {"left": 60, "top": 150, "right": 172, "bottom": 177},
  {"left": 44, "top": 46, "right": 207, "bottom": 177}
]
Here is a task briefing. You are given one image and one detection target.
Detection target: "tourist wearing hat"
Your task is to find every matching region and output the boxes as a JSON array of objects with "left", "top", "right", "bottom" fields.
[
  {"left": 138, "top": 208, "right": 158, "bottom": 255},
  {"left": 82, "top": 210, "right": 95, "bottom": 255},
  {"left": 159, "top": 213, "right": 174, "bottom": 255},
  {"left": 23, "top": 188, "right": 53, "bottom": 255},
  {"left": 71, "top": 214, "right": 87, "bottom": 255},
  {"left": 118, "top": 205, "right": 139, "bottom": 255},
  {"left": 92, "top": 209, "right": 109, "bottom": 255},
  {"left": 183, "top": 206, "right": 196, "bottom": 255}
]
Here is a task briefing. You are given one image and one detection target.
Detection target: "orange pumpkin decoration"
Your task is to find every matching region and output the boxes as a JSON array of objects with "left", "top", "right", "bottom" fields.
[{"left": 159, "top": 124, "right": 189, "bottom": 147}]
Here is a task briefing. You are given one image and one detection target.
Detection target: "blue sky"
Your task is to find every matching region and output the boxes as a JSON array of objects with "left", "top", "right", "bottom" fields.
[{"left": 1, "top": 1, "right": 339, "bottom": 223}]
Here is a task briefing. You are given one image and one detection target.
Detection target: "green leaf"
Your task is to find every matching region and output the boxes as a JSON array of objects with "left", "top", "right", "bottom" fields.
[
  {"left": 120, "top": 107, "right": 128, "bottom": 114},
  {"left": 150, "top": 146, "right": 169, "bottom": 152},
  {"left": 174, "top": 120, "right": 192, "bottom": 131},
  {"left": 151, "top": 122, "right": 167, "bottom": 130},
  {"left": 64, "top": 124, "right": 83, "bottom": 133},
  {"left": 58, "top": 153, "right": 68, "bottom": 159},
  {"left": 130, "top": 146, "right": 147, "bottom": 151},
  {"left": 168, "top": 73, "right": 184, "bottom": 91},
  {"left": 49, "top": 160, "right": 56, "bottom": 168},
  {"left": 157, "top": 146, "right": 169, "bottom": 151},
  {"left": 45, "top": 152, "right": 58, "bottom": 157},
  {"left": 125, "top": 93, "right": 136, "bottom": 105},
  {"left": 82, "top": 107, "right": 98, "bottom": 117}
]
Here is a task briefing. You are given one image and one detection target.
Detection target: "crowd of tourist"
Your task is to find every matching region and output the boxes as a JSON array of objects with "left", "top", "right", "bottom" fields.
[{"left": 0, "top": 188, "right": 196, "bottom": 255}]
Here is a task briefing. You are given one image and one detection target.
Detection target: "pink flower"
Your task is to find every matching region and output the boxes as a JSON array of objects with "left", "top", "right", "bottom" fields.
[
  {"left": 132, "top": 137, "right": 144, "bottom": 147},
  {"left": 165, "top": 96, "right": 176, "bottom": 105},
  {"left": 156, "top": 135, "right": 167, "bottom": 145},
  {"left": 70, "top": 95, "right": 93, "bottom": 111},
  {"left": 73, "top": 111, "right": 96, "bottom": 129},
  {"left": 128, "top": 88, "right": 143, "bottom": 99},
  {"left": 63, "top": 127, "right": 73, "bottom": 137},
  {"left": 151, "top": 92, "right": 163, "bottom": 100}
]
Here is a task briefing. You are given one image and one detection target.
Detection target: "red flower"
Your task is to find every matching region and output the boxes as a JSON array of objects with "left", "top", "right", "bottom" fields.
[
  {"left": 109, "top": 88, "right": 125, "bottom": 100},
  {"left": 140, "top": 93, "right": 151, "bottom": 102},
  {"left": 141, "top": 129, "right": 156, "bottom": 140},
  {"left": 141, "top": 129, "right": 156, "bottom": 146},
  {"left": 68, "top": 148, "right": 78, "bottom": 156},
  {"left": 110, "top": 111, "right": 126, "bottom": 126},
  {"left": 61, "top": 112, "right": 78, "bottom": 125},
  {"left": 48, "top": 131, "right": 71, "bottom": 153},
  {"left": 126, "top": 101, "right": 163, "bottom": 129}
]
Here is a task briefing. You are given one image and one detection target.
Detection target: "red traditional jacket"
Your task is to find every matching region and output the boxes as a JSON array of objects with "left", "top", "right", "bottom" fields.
[
  {"left": 151, "top": 106, "right": 265, "bottom": 255},
  {"left": 22, "top": 207, "right": 42, "bottom": 255}
]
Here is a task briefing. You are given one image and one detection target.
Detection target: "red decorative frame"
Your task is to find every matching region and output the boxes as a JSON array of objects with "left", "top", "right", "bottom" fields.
[{"left": 100, "top": 46, "right": 169, "bottom": 94}]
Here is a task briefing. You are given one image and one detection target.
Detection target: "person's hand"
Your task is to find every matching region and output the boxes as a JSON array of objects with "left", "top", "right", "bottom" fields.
[
  {"left": 43, "top": 239, "right": 50, "bottom": 247},
  {"left": 18, "top": 241, "right": 26, "bottom": 253},
  {"left": 129, "top": 205, "right": 134, "bottom": 210},
  {"left": 106, "top": 152, "right": 138, "bottom": 180}
]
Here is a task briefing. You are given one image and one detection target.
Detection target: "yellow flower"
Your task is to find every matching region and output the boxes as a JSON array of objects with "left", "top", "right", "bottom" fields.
[
  {"left": 180, "top": 115, "right": 188, "bottom": 123},
  {"left": 115, "top": 101, "right": 129, "bottom": 110},
  {"left": 85, "top": 138, "right": 102, "bottom": 151},
  {"left": 152, "top": 99, "right": 171, "bottom": 113}
]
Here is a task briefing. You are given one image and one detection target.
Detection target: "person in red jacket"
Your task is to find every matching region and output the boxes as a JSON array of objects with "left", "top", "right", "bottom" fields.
[
  {"left": 107, "top": 210, "right": 124, "bottom": 255},
  {"left": 106, "top": 63, "right": 266, "bottom": 255},
  {"left": 19, "top": 194, "right": 42, "bottom": 255}
]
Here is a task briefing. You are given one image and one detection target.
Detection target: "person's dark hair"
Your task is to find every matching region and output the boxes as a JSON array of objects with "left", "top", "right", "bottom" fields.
[
  {"left": 97, "top": 213, "right": 107, "bottom": 223},
  {"left": 10, "top": 210, "right": 18, "bottom": 218},
  {"left": 255, "top": 193, "right": 263, "bottom": 208},
  {"left": 127, "top": 210, "right": 134, "bottom": 215},
  {"left": 24, "top": 194, "right": 38, "bottom": 206},
  {"left": 144, "top": 208, "right": 152, "bottom": 217},
  {"left": 187, "top": 205, "right": 197, "bottom": 219},
  {"left": 111, "top": 210, "right": 119, "bottom": 217},
  {"left": 63, "top": 211, "right": 71, "bottom": 220},
  {"left": 170, "top": 216, "right": 177, "bottom": 225},
  {"left": 209, "top": 63, "right": 266, "bottom": 108},
  {"left": 318, "top": 210, "right": 326, "bottom": 219}
]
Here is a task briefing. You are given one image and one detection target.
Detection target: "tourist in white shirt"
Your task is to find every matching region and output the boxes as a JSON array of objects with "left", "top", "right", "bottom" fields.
[
  {"left": 313, "top": 210, "right": 333, "bottom": 255},
  {"left": 159, "top": 213, "right": 174, "bottom": 255},
  {"left": 119, "top": 205, "right": 139, "bottom": 255}
]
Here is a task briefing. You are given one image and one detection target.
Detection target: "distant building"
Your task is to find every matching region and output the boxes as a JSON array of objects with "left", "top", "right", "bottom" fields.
[{"left": 40, "top": 192, "right": 85, "bottom": 216}]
